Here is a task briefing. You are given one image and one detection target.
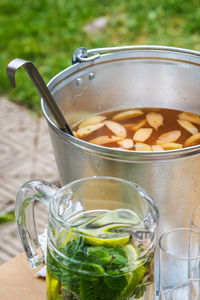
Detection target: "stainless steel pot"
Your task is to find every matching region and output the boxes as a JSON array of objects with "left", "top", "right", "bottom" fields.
[{"left": 41, "top": 45, "right": 200, "bottom": 239}]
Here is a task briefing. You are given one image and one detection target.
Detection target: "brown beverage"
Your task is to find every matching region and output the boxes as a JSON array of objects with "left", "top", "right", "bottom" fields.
[{"left": 72, "top": 108, "right": 200, "bottom": 151}]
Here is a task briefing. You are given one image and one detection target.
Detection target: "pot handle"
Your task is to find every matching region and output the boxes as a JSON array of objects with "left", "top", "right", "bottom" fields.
[
  {"left": 72, "top": 45, "right": 200, "bottom": 63},
  {"left": 15, "top": 179, "right": 59, "bottom": 268}
]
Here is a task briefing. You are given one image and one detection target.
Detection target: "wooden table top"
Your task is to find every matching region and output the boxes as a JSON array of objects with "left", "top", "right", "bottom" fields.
[{"left": 0, "top": 253, "right": 46, "bottom": 300}]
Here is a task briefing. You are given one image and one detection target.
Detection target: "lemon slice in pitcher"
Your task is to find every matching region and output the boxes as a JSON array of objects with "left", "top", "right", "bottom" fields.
[
  {"left": 72, "top": 208, "right": 141, "bottom": 247},
  {"left": 123, "top": 244, "right": 138, "bottom": 262},
  {"left": 79, "top": 228, "right": 130, "bottom": 247},
  {"left": 58, "top": 225, "right": 130, "bottom": 247},
  {"left": 120, "top": 244, "right": 146, "bottom": 299}
]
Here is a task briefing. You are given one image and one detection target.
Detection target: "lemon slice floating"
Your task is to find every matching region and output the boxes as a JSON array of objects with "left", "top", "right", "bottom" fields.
[
  {"left": 58, "top": 209, "right": 141, "bottom": 247},
  {"left": 72, "top": 209, "right": 141, "bottom": 247},
  {"left": 57, "top": 223, "right": 130, "bottom": 247},
  {"left": 74, "top": 221, "right": 131, "bottom": 247},
  {"left": 120, "top": 244, "right": 146, "bottom": 298},
  {"left": 47, "top": 271, "right": 61, "bottom": 300},
  {"left": 123, "top": 244, "right": 138, "bottom": 262},
  {"left": 81, "top": 231, "right": 130, "bottom": 247}
]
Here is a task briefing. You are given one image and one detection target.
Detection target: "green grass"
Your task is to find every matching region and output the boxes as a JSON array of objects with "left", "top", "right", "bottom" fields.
[
  {"left": 1, "top": 0, "right": 200, "bottom": 114},
  {"left": 0, "top": 211, "right": 15, "bottom": 224}
]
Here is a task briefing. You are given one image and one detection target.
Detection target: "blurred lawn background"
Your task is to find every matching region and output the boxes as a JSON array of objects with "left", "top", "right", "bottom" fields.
[{"left": 1, "top": 0, "right": 200, "bottom": 114}]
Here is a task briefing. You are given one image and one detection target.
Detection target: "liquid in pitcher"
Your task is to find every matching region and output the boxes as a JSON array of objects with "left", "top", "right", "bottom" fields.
[{"left": 47, "top": 208, "right": 155, "bottom": 300}]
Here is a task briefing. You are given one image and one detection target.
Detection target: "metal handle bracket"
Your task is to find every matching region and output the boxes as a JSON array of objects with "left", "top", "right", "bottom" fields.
[{"left": 72, "top": 47, "right": 100, "bottom": 64}]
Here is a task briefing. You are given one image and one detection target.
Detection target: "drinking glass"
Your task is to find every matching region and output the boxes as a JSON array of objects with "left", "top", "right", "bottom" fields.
[
  {"left": 15, "top": 176, "right": 159, "bottom": 300},
  {"left": 170, "top": 279, "right": 200, "bottom": 300},
  {"left": 159, "top": 228, "right": 200, "bottom": 300},
  {"left": 190, "top": 206, "right": 200, "bottom": 231}
]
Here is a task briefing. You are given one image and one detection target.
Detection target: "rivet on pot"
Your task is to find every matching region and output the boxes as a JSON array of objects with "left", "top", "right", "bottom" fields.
[
  {"left": 89, "top": 72, "right": 95, "bottom": 80},
  {"left": 76, "top": 78, "right": 83, "bottom": 86}
]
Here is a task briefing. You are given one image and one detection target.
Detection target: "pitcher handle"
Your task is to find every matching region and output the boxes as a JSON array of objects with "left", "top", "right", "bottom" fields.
[{"left": 15, "top": 179, "right": 59, "bottom": 268}]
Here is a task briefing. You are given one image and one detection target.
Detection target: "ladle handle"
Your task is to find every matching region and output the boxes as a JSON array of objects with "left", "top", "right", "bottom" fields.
[{"left": 7, "top": 58, "right": 74, "bottom": 136}]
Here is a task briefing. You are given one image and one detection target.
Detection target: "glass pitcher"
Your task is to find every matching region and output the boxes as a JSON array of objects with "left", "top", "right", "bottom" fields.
[{"left": 15, "top": 176, "right": 159, "bottom": 300}]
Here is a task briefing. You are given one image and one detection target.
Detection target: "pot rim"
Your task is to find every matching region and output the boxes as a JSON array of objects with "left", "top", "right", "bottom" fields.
[{"left": 41, "top": 45, "right": 200, "bottom": 162}]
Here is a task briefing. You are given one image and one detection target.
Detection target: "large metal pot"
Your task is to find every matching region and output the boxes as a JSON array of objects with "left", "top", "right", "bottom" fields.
[{"left": 41, "top": 46, "right": 200, "bottom": 238}]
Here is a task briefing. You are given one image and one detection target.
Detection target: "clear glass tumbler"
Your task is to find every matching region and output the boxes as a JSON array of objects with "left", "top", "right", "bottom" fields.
[
  {"left": 159, "top": 228, "right": 200, "bottom": 300},
  {"left": 190, "top": 206, "right": 200, "bottom": 231},
  {"left": 170, "top": 279, "right": 200, "bottom": 300},
  {"left": 15, "top": 176, "right": 159, "bottom": 300}
]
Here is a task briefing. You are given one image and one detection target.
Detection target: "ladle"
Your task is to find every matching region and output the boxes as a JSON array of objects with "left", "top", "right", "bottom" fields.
[{"left": 7, "top": 58, "right": 74, "bottom": 136}]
